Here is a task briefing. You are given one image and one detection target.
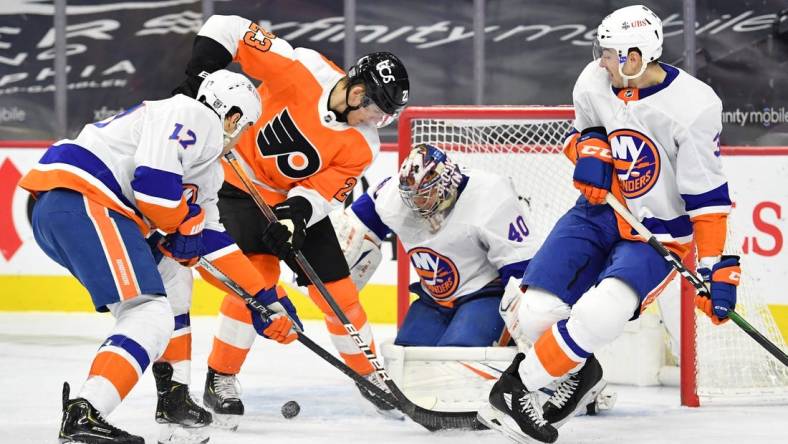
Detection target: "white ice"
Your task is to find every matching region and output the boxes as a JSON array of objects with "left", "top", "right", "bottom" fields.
[{"left": 1, "top": 313, "right": 785, "bottom": 444}]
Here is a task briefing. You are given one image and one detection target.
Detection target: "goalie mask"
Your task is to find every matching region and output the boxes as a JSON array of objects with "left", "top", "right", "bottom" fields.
[
  {"left": 398, "top": 144, "right": 463, "bottom": 230},
  {"left": 593, "top": 5, "right": 663, "bottom": 81}
]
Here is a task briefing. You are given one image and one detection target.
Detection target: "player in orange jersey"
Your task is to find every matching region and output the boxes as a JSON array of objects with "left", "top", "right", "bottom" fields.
[{"left": 171, "top": 14, "right": 409, "bottom": 427}]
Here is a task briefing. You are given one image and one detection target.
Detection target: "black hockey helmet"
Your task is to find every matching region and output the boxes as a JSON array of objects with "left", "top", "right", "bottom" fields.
[{"left": 347, "top": 52, "right": 409, "bottom": 116}]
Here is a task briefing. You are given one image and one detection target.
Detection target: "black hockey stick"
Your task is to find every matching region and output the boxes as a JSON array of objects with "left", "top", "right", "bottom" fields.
[
  {"left": 223, "top": 151, "right": 483, "bottom": 431},
  {"left": 197, "top": 258, "right": 399, "bottom": 408},
  {"left": 605, "top": 194, "right": 788, "bottom": 366}
]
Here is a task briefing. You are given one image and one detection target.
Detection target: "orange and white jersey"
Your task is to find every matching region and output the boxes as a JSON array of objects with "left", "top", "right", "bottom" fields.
[
  {"left": 198, "top": 15, "right": 380, "bottom": 225},
  {"left": 568, "top": 60, "right": 730, "bottom": 258},
  {"left": 351, "top": 169, "right": 538, "bottom": 306}
]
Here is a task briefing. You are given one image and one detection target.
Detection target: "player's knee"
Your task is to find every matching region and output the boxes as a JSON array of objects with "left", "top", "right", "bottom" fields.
[
  {"left": 517, "top": 286, "right": 571, "bottom": 343},
  {"left": 568, "top": 278, "right": 638, "bottom": 350},
  {"left": 159, "top": 257, "right": 193, "bottom": 315},
  {"left": 111, "top": 295, "right": 175, "bottom": 361},
  {"left": 309, "top": 276, "right": 360, "bottom": 313}
]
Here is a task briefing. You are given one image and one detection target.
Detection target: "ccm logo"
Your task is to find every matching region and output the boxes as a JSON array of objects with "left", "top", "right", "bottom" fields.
[{"left": 580, "top": 145, "right": 612, "bottom": 159}]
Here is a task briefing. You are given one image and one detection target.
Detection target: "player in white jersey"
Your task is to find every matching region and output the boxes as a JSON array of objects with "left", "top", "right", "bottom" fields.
[
  {"left": 479, "top": 6, "right": 741, "bottom": 443},
  {"left": 19, "top": 70, "right": 303, "bottom": 443},
  {"left": 338, "top": 144, "right": 537, "bottom": 347}
]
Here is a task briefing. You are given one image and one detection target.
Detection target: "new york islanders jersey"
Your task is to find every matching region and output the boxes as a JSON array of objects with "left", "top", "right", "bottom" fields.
[
  {"left": 568, "top": 61, "right": 730, "bottom": 258},
  {"left": 20, "top": 95, "right": 224, "bottom": 235},
  {"left": 351, "top": 169, "right": 537, "bottom": 306},
  {"left": 19, "top": 96, "right": 271, "bottom": 296},
  {"left": 197, "top": 15, "right": 380, "bottom": 226}
]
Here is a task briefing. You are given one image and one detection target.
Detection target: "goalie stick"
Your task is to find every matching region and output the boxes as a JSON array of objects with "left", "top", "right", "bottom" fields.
[
  {"left": 604, "top": 194, "right": 788, "bottom": 367},
  {"left": 222, "top": 151, "right": 483, "bottom": 431}
]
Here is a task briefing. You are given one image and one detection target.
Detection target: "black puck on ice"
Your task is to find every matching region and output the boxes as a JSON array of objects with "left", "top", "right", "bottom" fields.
[{"left": 281, "top": 400, "right": 300, "bottom": 419}]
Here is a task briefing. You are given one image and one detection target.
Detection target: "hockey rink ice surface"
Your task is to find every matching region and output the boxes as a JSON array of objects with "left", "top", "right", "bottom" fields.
[{"left": 1, "top": 313, "right": 786, "bottom": 444}]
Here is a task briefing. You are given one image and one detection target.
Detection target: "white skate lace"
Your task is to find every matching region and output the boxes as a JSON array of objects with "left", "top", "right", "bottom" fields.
[
  {"left": 548, "top": 374, "right": 579, "bottom": 408},
  {"left": 213, "top": 373, "right": 242, "bottom": 401},
  {"left": 517, "top": 392, "right": 548, "bottom": 427}
]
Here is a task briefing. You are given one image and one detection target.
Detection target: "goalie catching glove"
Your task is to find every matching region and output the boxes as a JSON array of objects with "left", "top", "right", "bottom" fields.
[
  {"left": 572, "top": 127, "right": 613, "bottom": 205},
  {"left": 696, "top": 255, "right": 740, "bottom": 325},
  {"left": 262, "top": 196, "right": 312, "bottom": 260},
  {"left": 248, "top": 286, "right": 303, "bottom": 344}
]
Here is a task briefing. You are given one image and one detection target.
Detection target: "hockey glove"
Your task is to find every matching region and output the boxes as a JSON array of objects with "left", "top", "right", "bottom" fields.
[
  {"left": 248, "top": 287, "right": 303, "bottom": 344},
  {"left": 158, "top": 203, "right": 205, "bottom": 266},
  {"left": 695, "top": 255, "right": 740, "bottom": 325},
  {"left": 262, "top": 196, "right": 312, "bottom": 260},
  {"left": 573, "top": 127, "right": 613, "bottom": 205}
]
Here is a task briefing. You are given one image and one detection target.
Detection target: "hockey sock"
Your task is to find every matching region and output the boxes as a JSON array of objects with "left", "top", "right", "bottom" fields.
[
  {"left": 159, "top": 312, "right": 193, "bottom": 384},
  {"left": 80, "top": 295, "right": 173, "bottom": 415},
  {"left": 308, "top": 277, "right": 376, "bottom": 375}
]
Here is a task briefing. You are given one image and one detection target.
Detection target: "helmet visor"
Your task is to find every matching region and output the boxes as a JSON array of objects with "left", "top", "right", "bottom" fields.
[
  {"left": 592, "top": 40, "right": 624, "bottom": 64},
  {"left": 361, "top": 96, "right": 401, "bottom": 128}
]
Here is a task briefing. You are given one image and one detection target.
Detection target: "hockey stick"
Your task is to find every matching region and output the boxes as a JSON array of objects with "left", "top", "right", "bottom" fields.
[
  {"left": 223, "top": 151, "right": 483, "bottom": 431},
  {"left": 197, "top": 258, "right": 399, "bottom": 408},
  {"left": 604, "top": 194, "right": 788, "bottom": 366}
]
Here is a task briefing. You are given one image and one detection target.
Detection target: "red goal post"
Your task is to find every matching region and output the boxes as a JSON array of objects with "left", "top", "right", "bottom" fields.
[{"left": 395, "top": 105, "right": 788, "bottom": 407}]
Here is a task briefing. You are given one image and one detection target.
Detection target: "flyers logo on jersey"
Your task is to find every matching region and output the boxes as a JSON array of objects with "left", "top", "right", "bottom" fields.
[
  {"left": 609, "top": 129, "right": 661, "bottom": 198},
  {"left": 257, "top": 109, "right": 322, "bottom": 179},
  {"left": 409, "top": 247, "right": 460, "bottom": 299}
]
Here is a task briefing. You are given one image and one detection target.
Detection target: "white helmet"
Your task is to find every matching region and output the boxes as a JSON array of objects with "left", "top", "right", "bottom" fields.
[
  {"left": 595, "top": 5, "right": 663, "bottom": 80},
  {"left": 196, "top": 69, "right": 262, "bottom": 140}
]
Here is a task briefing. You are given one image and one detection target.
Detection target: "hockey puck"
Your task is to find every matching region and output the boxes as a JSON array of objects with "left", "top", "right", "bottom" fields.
[{"left": 281, "top": 400, "right": 300, "bottom": 419}]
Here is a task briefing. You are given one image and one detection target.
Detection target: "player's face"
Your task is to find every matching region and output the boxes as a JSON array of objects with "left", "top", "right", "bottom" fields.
[
  {"left": 222, "top": 114, "right": 249, "bottom": 155},
  {"left": 346, "top": 85, "right": 398, "bottom": 128},
  {"left": 598, "top": 48, "right": 624, "bottom": 86}
]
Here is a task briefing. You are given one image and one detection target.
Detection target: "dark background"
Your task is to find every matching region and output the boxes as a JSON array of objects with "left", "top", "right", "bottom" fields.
[{"left": 1, "top": 0, "right": 786, "bottom": 145}]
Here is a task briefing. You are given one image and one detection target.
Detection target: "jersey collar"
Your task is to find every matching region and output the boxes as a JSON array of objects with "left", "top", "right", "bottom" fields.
[{"left": 611, "top": 62, "right": 680, "bottom": 102}]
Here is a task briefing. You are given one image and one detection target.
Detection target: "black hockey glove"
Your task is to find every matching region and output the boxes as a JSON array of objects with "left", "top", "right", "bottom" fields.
[{"left": 262, "top": 196, "right": 312, "bottom": 260}]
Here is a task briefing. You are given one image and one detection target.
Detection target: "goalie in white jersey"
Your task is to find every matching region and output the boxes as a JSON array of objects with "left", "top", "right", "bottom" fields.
[
  {"left": 337, "top": 144, "right": 537, "bottom": 348},
  {"left": 19, "top": 70, "right": 303, "bottom": 443},
  {"left": 480, "top": 5, "right": 741, "bottom": 443}
]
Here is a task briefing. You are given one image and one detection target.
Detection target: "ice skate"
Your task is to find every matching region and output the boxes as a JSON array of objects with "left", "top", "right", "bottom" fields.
[
  {"left": 153, "top": 362, "right": 211, "bottom": 443},
  {"left": 58, "top": 382, "right": 144, "bottom": 444},
  {"left": 541, "top": 354, "right": 605, "bottom": 428},
  {"left": 203, "top": 367, "right": 243, "bottom": 431},
  {"left": 477, "top": 353, "right": 558, "bottom": 443}
]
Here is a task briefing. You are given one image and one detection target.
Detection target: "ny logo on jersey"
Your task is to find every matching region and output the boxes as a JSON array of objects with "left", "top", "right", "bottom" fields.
[
  {"left": 409, "top": 247, "right": 460, "bottom": 299},
  {"left": 257, "top": 109, "right": 322, "bottom": 179},
  {"left": 609, "top": 128, "right": 661, "bottom": 198}
]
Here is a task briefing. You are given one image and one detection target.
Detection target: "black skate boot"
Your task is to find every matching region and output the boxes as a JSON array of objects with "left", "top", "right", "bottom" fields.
[
  {"left": 542, "top": 354, "right": 606, "bottom": 428},
  {"left": 153, "top": 362, "right": 211, "bottom": 444},
  {"left": 203, "top": 367, "right": 244, "bottom": 430},
  {"left": 58, "top": 382, "right": 144, "bottom": 444},
  {"left": 355, "top": 373, "right": 403, "bottom": 420},
  {"left": 477, "top": 353, "right": 558, "bottom": 444}
]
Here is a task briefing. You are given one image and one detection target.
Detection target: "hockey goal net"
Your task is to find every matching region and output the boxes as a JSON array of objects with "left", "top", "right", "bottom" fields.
[{"left": 395, "top": 105, "right": 788, "bottom": 406}]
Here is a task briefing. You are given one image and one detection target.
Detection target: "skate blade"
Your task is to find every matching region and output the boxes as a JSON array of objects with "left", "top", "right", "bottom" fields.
[
  {"left": 206, "top": 412, "right": 241, "bottom": 431},
  {"left": 157, "top": 422, "right": 210, "bottom": 444},
  {"left": 552, "top": 379, "right": 608, "bottom": 429},
  {"left": 477, "top": 404, "right": 535, "bottom": 444}
]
